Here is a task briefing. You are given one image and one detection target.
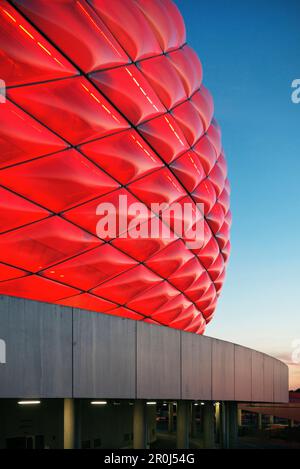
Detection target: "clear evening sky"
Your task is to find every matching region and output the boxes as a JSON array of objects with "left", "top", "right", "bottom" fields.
[{"left": 175, "top": 0, "right": 300, "bottom": 389}]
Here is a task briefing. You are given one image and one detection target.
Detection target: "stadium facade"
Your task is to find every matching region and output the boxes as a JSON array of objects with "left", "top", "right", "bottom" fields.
[{"left": 0, "top": 0, "right": 288, "bottom": 449}]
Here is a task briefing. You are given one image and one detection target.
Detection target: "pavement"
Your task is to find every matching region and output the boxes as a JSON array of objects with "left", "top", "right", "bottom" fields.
[{"left": 151, "top": 432, "right": 300, "bottom": 450}]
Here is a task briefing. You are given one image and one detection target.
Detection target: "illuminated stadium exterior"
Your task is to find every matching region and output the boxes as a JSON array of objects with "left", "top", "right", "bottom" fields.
[
  {"left": 0, "top": 0, "right": 230, "bottom": 334},
  {"left": 0, "top": 0, "right": 288, "bottom": 450}
]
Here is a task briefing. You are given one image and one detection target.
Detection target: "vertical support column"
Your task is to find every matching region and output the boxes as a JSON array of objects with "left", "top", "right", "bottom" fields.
[
  {"left": 199, "top": 404, "right": 204, "bottom": 440},
  {"left": 75, "top": 399, "right": 82, "bottom": 449},
  {"left": 177, "top": 401, "right": 190, "bottom": 449},
  {"left": 146, "top": 403, "right": 156, "bottom": 447},
  {"left": 64, "top": 398, "right": 75, "bottom": 449},
  {"left": 269, "top": 415, "right": 274, "bottom": 425},
  {"left": 203, "top": 402, "right": 215, "bottom": 449},
  {"left": 168, "top": 403, "right": 174, "bottom": 433},
  {"left": 228, "top": 402, "right": 238, "bottom": 449},
  {"left": 64, "top": 398, "right": 81, "bottom": 449},
  {"left": 133, "top": 400, "right": 147, "bottom": 449},
  {"left": 238, "top": 408, "right": 242, "bottom": 427},
  {"left": 215, "top": 402, "right": 221, "bottom": 444},
  {"left": 220, "top": 402, "right": 229, "bottom": 449},
  {"left": 190, "top": 403, "right": 197, "bottom": 438},
  {"left": 257, "top": 413, "right": 262, "bottom": 431},
  {"left": 199, "top": 405, "right": 204, "bottom": 435},
  {"left": 289, "top": 419, "right": 295, "bottom": 428}
]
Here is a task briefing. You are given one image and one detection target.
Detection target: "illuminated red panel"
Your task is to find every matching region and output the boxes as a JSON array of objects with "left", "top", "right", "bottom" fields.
[
  {"left": 208, "top": 163, "right": 225, "bottom": 197},
  {"left": 128, "top": 168, "right": 185, "bottom": 209},
  {"left": 214, "top": 269, "right": 226, "bottom": 293},
  {"left": 13, "top": 0, "right": 129, "bottom": 73},
  {"left": 193, "top": 134, "right": 218, "bottom": 175},
  {"left": 0, "top": 186, "right": 49, "bottom": 233},
  {"left": 91, "top": 64, "right": 165, "bottom": 126},
  {"left": 8, "top": 77, "right": 129, "bottom": 145},
  {"left": 112, "top": 219, "right": 175, "bottom": 262},
  {"left": 207, "top": 119, "right": 222, "bottom": 155},
  {"left": 169, "top": 304, "right": 203, "bottom": 331},
  {"left": 222, "top": 240, "right": 231, "bottom": 263},
  {"left": 0, "top": 275, "right": 79, "bottom": 302},
  {"left": 170, "top": 151, "right": 205, "bottom": 193},
  {"left": 0, "top": 0, "right": 230, "bottom": 334},
  {"left": 0, "top": 149, "right": 119, "bottom": 212},
  {"left": 168, "top": 257, "right": 205, "bottom": 291},
  {"left": 172, "top": 100, "right": 205, "bottom": 146},
  {"left": 91, "top": 265, "right": 162, "bottom": 304},
  {"left": 216, "top": 210, "right": 231, "bottom": 251},
  {"left": 127, "top": 281, "right": 180, "bottom": 316},
  {"left": 63, "top": 188, "right": 152, "bottom": 239},
  {"left": 143, "top": 318, "right": 160, "bottom": 326},
  {"left": 0, "top": 217, "right": 100, "bottom": 272},
  {"left": 138, "top": 55, "right": 187, "bottom": 110},
  {"left": 87, "top": 0, "right": 162, "bottom": 61},
  {"left": 104, "top": 307, "right": 144, "bottom": 321},
  {"left": 192, "top": 179, "right": 217, "bottom": 213},
  {"left": 0, "top": 0, "right": 76, "bottom": 86},
  {"left": 218, "top": 182, "right": 230, "bottom": 213},
  {"left": 41, "top": 243, "right": 137, "bottom": 290},
  {"left": 145, "top": 240, "right": 194, "bottom": 279},
  {"left": 0, "top": 263, "right": 26, "bottom": 282},
  {"left": 0, "top": 100, "right": 67, "bottom": 169},
  {"left": 80, "top": 129, "right": 163, "bottom": 185},
  {"left": 206, "top": 202, "right": 225, "bottom": 234},
  {"left": 217, "top": 153, "right": 228, "bottom": 179},
  {"left": 185, "top": 271, "right": 211, "bottom": 303},
  {"left": 184, "top": 310, "right": 206, "bottom": 334},
  {"left": 135, "top": 0, "right": 186, "bottom": 52},
  {"left": 202, "top": 304, "right": 217, "bottom": 324},
  {"left": 198, "top": 237, "right": 220, "bottom": 270},
  {"left": 56, "top": 293, "right": 117, "bottom": 313},
  {"left": 63, "top": 293, "right": 144, "bottom": 320},
  {"left": 168, "top": 45, "right": 203, "bottom": 97},
  {"left": 138, "top": 114, "right": 189, "bottom": 164},
  {"left": 196, "top": 283, "right": 217, "bottom": 314},
  {"left": 191, "top": 87, "right": 214, "bottom": 131},
  {"left": 151, "top": 294, "right": 194, "bottom": 325},
  {"left": 207, "top": 253, "right": 225, "bottom": 282}
]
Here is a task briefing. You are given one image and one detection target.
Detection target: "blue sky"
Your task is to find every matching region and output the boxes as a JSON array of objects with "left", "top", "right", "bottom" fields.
[{"left": 175, "top": 0, "right": 300, "bottom": 388}]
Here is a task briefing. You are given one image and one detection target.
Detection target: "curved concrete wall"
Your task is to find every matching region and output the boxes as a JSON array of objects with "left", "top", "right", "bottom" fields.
[{"left": 0, "top": 295, "right": 288, "bottom": 402}]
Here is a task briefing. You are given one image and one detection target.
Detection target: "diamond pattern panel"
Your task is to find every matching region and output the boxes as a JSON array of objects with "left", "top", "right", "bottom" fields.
[{"left": 0, "top": 0, "right": 231, "bottom": 334}]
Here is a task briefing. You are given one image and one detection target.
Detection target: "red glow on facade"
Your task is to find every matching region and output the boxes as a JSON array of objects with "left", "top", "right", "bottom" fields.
[{"left": 0, "top": 0, "right": 231, "bottom": 334}]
